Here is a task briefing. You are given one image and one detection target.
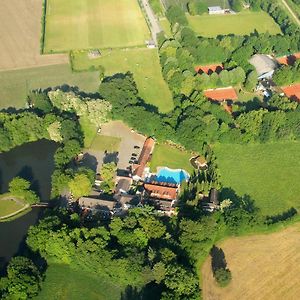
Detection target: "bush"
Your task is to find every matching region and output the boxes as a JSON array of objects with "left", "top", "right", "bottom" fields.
[{"left": 214, "top": 268, "right": 232, "bottom": 287}]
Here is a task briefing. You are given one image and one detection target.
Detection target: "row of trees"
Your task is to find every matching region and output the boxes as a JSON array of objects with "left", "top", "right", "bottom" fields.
[{"left": 99, "top": 72, "right": 300, "bottom": 151}]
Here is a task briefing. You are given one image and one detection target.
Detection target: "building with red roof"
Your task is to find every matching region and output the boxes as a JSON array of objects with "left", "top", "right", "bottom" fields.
[
  {"left": 195, "top": 64, "right": 223, "bottom": 75},
  {"left": 133, "top": 137, "right": 155, "bottom": 179},
  {"left": 281, "top": 83, "right": 300, "bottom": 102},
  {"left": 277, "top": 52, "right": 300, "bottom": 66},
  {"left": 143, "top": 182, "right": 178, "bottom": 214},
  {"left": 204, "top": 87, "right": 238, "bottom": 102},
  {"left": 144, "top": 183, "right": 178, "bottom": 201}
]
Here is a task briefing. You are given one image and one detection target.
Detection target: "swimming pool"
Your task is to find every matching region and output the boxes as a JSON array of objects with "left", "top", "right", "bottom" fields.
[{"left": 155, "top": 167, "right": 189, "bottom": 185}]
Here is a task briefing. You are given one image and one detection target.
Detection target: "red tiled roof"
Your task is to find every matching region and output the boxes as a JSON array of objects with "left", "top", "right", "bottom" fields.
[
  {"left": 195, "top": 64, "right": 223, "bottom": 74},
  {"left": 281, "top": 83, "right": 300, "bottom": 102},
  {"left": 144, "top": 183, "right": 177, "bottom": 200},
  {"left": 204, "top": 87, "right": 238, "bottom": 101},
  {"left": 133, "top": 138, "right": 155, "bottom": 178},
  {"left": 277, "top": 52, "right": 300, "bottom": 66}
]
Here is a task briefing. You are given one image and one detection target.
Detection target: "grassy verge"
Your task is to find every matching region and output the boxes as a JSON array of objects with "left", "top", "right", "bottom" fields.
[
  {"left": 79, "top": 117, "right": 97, "bottom": 148},
  {"left": 71, "top": 48, "right": 173, "bottom": 113},
  {"left": 159, "top": 18, "right": 172, "bottom": 37},
  {"left": 0, "top": 64, "right": 99, "bottom": 109},
  {"left": 187, "top": 11, "right": 281, "bottom": 37},
  {"left": 36, "top": 264, "right": 124, "bottom": 300},
  {"left": 214, "top": 142, "right": 300, "bottom": 215},
  {"left": 89, "top": 135, "right": 121, "bottom": 152},
  {"left": 150, "top": 143, "right": 194, "bottom": 173}
]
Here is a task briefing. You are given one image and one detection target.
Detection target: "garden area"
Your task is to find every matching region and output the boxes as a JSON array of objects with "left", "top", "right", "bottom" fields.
[
  {"left": 150, "top": 143, "right": 194, "bottom": 173},
  {"left": 214, "top": 142, "right": 300, "bottom": 215},
  {"left": 43, "top": 0, "right": 150, "bottom": 52},
  {"left": 71, "top": 48, "right": 173, "bottom": 113}
]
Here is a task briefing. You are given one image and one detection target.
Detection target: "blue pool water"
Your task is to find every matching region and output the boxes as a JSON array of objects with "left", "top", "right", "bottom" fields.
[{"left": 156, "top": 167, "right": 189, "bottom": 185}]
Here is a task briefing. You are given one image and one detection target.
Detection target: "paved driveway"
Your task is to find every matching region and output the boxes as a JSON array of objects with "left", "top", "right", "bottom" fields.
[{"left": 100, "top": 121, "right": 146, "bottom": 170}]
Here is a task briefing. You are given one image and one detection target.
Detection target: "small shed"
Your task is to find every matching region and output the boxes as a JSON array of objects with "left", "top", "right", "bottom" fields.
[{"left": 208, "top": 6, "right": 225, "bottom": 14}]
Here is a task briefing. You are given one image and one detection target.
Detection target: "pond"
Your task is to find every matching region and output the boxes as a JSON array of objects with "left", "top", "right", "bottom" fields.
[{"left": 0, "top": 139, "right": 58, "bottom": 272}]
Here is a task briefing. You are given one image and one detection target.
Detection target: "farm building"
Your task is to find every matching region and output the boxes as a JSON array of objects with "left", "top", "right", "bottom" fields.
[
  {"left": 281, "top": 84, "right": 300, "bottom": 102},
  {"left": 204, "top": 87, "right": 238, "bottom": 101},
  {"left": 249, "top": 54, "right": 278, "bottom": 80},
  {"left": 195, "top": 64, "right": 223, "bottom": 75},
  {"left": 208, "top": 6, "right": 225, "bottom": 14}
]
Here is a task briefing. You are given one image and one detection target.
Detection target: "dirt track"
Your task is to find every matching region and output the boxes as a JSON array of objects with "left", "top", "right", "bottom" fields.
[
  {"left": 0, "top": 0, "right": 67, "bottom": 71},
  {"left": 201, "top": 223, "right": 300, "bottom": 300}
]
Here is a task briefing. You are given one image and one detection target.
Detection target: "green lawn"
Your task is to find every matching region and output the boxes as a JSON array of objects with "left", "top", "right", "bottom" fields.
[
  {"left": 79, "top": 117, "right": 97, "bottom": 148},
  {"left": 0, "top": 64, "right": 99, "bottom": 109},
  {"left": 72, "top": 48, "right": 173, "bottom": 112},
  {"left": 89, "top": 135, "right": 121, "bottom": 152},
  {"left": 214, "top": 142, "right": 300, "bottom": 215},
  {"left": 0, "top": 195, "right": 25, "bottom": 218},
  {"left": 36, "top": 264, "right": 123, "bottom": 300},
  {"left": 150, "top": 143, "right": 194, "bottom": 173},
  {"left": 44, "top": 0, "right": 150, "bottom": 52},
  {"left": 187, "top": 11, "right": 281, "bottom": 37}
]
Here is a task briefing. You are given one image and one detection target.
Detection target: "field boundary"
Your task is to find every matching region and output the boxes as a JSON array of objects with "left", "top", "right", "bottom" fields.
[{"left": 40, "top": 0, "right": 47, "bottom": 54}]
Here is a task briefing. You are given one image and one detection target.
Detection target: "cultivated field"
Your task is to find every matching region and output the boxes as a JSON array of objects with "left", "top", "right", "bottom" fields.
[
  {"left": 44, "top": 0, "right": 150, "bottom": 52},
  {"left": 188, "top": 11, "right": 281, "bottom": 37},
  {"left": 214, "top": 142, "right": 300, "bottom": 215},
  {"left": 0, "top": 64, "right": 99, "bottom": 109},
  {"left": 201, "top": 223, "right": 300, "bottom": 300},
  {"left": 72, "top": 48, "right": 173, "bottom": 112},
  {"left": 0, "top": 0, "right": 67, "bottom": 71}
]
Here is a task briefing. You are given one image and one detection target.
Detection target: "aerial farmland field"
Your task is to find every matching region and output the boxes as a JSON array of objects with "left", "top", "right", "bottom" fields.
[
  {"left": 188, "top": 11, "right": 281, "bottom": 37},
  {"left": 201, "top": 223, "right": 300, "bottom": 300},
  {"left": 44, "top": 0, "right": 150, "bottom": 52},
  {"left": 0, "top": 0, "right": 67, "bottom": 71}
]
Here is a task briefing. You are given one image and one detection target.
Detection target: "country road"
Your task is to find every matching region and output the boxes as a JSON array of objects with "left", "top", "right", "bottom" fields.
[
  {"left": 282, "top": 0, "right": 300, "bottom": 26},
  {"left": 140, "top": 0, "right": 162, "bottom": 45}
]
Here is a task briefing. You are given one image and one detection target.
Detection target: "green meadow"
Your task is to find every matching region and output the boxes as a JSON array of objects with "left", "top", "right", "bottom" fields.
[
  {"left": 0, "top": 64, "right": 99, "bottom": 109},
  {"left": 44, "top": 0, "right": 150, "bottom": 52},
  {"left": 72, "top": 48, "right": 173, "bottom": 113},
  {"left": 188, "top": 11, "right": 281, "bottom": 37},
  {"left": 35, "top": 264, "right": 123, "bottom": 300},
  {"left": 214, "top": 142, "right": 300, "bottom": 215}
]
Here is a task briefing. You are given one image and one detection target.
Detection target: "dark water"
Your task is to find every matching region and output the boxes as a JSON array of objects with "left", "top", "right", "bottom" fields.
[{"left": 0, "top": 139, "right": 58, "bottom": 271}]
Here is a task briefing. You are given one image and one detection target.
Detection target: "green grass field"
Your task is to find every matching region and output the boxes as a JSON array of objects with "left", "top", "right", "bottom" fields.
[
  {"left": 0, "top": 64, "right": 99, "bottom": 109},
  {"left": 188, "top": 11, "right": 281, "bottom": 37},
  {"left": 214, "top": 142, "right": 300, "bottom": 215},
  {"left": 36, "top": 264, "right": 123, "bottom": 300},
  {"left": 0, "top": 197, "right": 25, "bottom": 218},
  {"left": 44, "top": 0, "right": 150, "bottom": 52},
  {"left": 72, "top": 48, "right": 173, "bottom": 112},
  {"left": 90, "top": 135, "right": 121, "bottom": 152},
  {"left": 150, "top": 143, "right": 194, "bottom": 173}
]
